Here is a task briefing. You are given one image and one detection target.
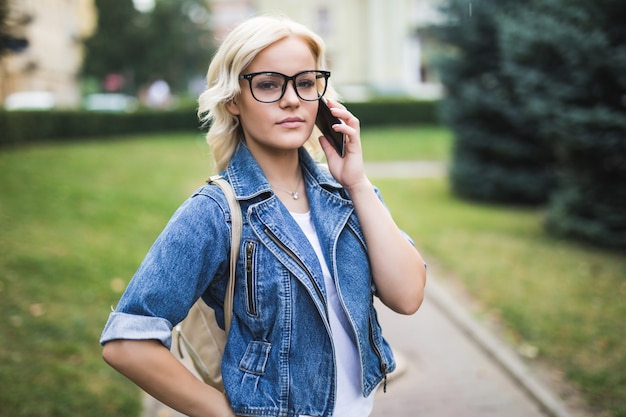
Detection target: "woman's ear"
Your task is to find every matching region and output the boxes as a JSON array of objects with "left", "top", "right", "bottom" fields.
[{"left": 226, "top": 98, "right": 240, "bottom": 116}]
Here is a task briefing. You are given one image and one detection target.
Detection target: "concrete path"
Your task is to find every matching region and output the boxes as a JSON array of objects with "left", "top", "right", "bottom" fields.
[{"left": 364, "top": 161, "right": 447, "bottom": 178}]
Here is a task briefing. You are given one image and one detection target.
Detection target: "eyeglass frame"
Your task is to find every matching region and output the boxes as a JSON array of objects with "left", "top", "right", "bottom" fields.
[{"left": 238, "top": 70, "right": 331, "bottom": 103}]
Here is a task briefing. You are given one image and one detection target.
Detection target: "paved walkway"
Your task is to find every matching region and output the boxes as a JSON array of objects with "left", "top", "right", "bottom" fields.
[
  {"left": 141, "top": 162, "right": 584, "bottom": 417},
  {"left": 364, "top": 160, "right": 447, "bottom": 179}
]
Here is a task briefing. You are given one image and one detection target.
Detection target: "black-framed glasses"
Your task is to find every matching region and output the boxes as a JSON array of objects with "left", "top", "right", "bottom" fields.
[{"left": 239, "top": 70, "right": 330, "bottom": 103}]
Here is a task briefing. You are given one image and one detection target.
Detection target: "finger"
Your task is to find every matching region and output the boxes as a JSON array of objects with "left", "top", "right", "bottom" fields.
[
  {"left": 318, "top": 135, "right": 337, "bottom": 157},
  {"left": 329, "top": 107, "right": 360, "bottom": 131},
  {"left": 319, "top": 136, "right": 347, "bottom": 164},
  {"left": 324, "top": 98, "right": 345, "bottom": 110}
]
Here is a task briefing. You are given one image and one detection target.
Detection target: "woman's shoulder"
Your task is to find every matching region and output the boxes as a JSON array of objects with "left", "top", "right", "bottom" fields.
[
  {"left": 192, "top": 181, "right": 229, "bottom": 200},
  {"left": 164, "top": 182, "right": 232, "bottom": 230},
  {"left": 190, "top": 182, "right": 232, "bottom": 215}
]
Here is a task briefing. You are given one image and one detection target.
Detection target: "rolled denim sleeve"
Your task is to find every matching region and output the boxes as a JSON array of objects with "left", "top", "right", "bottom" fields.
[
  {"left": 100, "top": 312, "right": 174, "bottom": 348},
  {"left": 99, "top": 187, "right": 231, "bottom": 347}
]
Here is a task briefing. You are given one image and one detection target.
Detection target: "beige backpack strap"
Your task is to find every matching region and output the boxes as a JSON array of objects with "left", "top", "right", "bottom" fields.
[{"left": 208, "top": 175, "right": 241, "bottom": 334}]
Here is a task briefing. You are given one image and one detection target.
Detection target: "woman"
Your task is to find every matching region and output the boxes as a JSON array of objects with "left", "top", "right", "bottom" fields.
[{"left": 101, "top": 15, "right": 426, "bottom": 417}]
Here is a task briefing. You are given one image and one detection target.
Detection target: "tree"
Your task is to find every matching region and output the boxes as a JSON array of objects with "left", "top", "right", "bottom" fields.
[
  {"left": 82, "top": 0, "right": 144, "bottom": 92},
  {"left": 82, "top": 0, "right": 213, "bottom": 95},
  {"left": 0, "top": 0, "right": 9, "bottom": 54},
  {"left": 140, "top": 0, "right": 213, "bottom": 93},
  {"left": 433, "top": 0, "right": 558, "bottom": 204},
  {"left": 0, "top": 0, "right": 29, "bottom": 56},
  {"left": 433, "top": 0, "right": 626, "bottom": 248},
  {"left": 500, "top": 0, "right": 626, "bottom": 248}
]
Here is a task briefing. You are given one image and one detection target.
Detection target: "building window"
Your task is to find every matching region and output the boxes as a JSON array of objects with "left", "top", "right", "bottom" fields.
[{"left": 316, "top": 7, "right": 330, "bottom": 36}]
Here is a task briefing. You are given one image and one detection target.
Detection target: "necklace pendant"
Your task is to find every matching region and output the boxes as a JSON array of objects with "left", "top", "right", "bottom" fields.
[{"left": 292, "top": 191, "right": 299, "bottom": 200}]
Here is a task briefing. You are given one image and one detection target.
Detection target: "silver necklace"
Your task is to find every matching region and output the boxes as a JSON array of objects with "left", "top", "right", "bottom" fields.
[{"left": 272, "top": 176, "right": 302, "bottom": 200}]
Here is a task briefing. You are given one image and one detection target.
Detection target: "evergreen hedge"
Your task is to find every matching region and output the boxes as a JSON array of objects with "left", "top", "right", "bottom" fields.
[
  {"left": 434, "top": 0, "right": 626, "bottom": 249},
  {"left": 0, "top": 100, "right": 440, "bottom": 147},
  {"left": 346, "top": 100, "right": 440, "bottom": 127},
  {"left": 434, "top": 0, "right": 558, "bottom": 205},
  {"left": 501, "top": 0, "right": 626, "bottom": 249},
  {"left": 0, "top": 108, "right": 199, "bottom": 147}
]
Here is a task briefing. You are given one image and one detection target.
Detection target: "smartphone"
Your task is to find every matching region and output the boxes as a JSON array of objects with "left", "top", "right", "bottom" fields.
[{"left": 316, "top": 99, "right": 345, "bottom": 157}]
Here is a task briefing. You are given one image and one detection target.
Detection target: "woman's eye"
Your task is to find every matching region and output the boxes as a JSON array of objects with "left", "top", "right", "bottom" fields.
[
  {"left": 297, "top": 79, "right": 315, "bottom": 89},
  {"left": 256, "top": 81, "right": 279, "bottom": 90}
]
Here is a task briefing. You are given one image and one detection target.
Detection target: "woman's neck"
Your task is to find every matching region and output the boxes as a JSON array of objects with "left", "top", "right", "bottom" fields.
[
  {"left": 251, "top": 146, "right": 301, "bottom": 186},
  {"left": 254, "top": 149, "right": 310, "bottom": 213}
]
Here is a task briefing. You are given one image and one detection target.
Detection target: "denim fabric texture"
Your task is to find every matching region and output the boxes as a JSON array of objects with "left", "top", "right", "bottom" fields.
[{"left": 100, "top": 143, "right": 398, "bottom": 417}]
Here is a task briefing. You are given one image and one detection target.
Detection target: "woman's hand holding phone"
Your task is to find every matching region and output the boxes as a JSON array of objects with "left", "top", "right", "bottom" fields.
[
  {"left": 317, "top": 99, "right": 369, "bottom": 192},
  {"left": 316, "top": 98, "right": 345, "bottom": 157}
]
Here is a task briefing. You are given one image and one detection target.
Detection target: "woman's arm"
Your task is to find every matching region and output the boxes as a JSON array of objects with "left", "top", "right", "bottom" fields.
[
  {"left": 102, "top": 339, "right": 236, "bottom": 417},
  {"left": 319, "top": 99, "right": 426, "bottom": 315},
  {"left": 344, "top": 179, "right": 426, "bottom": 314}
]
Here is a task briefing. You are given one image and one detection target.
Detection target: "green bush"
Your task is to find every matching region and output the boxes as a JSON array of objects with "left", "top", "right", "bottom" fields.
[
  {"left": 500, "top": 0, "right": 626, "bottom": 249},
  {"left": 0, "top": 108, "right": 200, "bottom": 147},
  {"left": 434, "top": 0, "right": 626, "bottom": 248},
  {"left": 544, "top": 110, "right": 626, "bottom": 249},
  {"left": 432, "top": 0, "right": 558, "bottom": 205},
  {"left": 346, "top": 99, "right": 441, "bottom": 127},
  {"left": 0, "top": 100, "right": 440, "bottom": 147},
  {"left": 444, "top": 85, "right": 557, "bottom": 204}
]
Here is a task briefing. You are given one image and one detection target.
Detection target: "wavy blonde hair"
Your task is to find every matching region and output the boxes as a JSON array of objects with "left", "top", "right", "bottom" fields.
[{"left": 198, "top": 14, "right": 337, "bottom": 172}]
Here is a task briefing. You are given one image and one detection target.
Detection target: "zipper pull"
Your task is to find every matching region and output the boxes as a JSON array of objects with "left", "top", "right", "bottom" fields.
[
  {"left": 382, "top": 363, "right": 388, "bottom": 393},
  {"left": 246, "top": 242, "right": 254, "bottom": 273}
]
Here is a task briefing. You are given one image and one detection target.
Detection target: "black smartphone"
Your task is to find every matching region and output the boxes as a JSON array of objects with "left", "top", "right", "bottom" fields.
[{"left": 316, "top": 98, "right": 345, "bottom": 157}]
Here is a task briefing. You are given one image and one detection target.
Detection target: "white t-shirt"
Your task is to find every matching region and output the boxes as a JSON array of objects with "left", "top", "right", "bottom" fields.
[{"left": 291, "top": 211, "right": 375, "bottom": 417}]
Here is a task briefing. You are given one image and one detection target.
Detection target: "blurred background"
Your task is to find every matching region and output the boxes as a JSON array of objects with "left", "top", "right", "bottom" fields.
[
  {"left": 0, "top": 0, "right": 444, "bottom": 111},
  {"left": 1, "top": 1, "right": 625, "bottom": 417}
]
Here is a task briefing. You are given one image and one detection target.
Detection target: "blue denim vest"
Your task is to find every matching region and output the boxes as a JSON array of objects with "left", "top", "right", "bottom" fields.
[{"left": 100, "top": 143, "right": 396, "bottom": 417}]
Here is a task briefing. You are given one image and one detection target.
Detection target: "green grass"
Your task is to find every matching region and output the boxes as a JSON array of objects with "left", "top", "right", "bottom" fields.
[
  {"left": 361, "top": 125, "right": 453, "bottom": 161},
  {"left": 0, "top": 133, "right": 211, "bottom": 417},
  {"left": 0, "top": 127, "right": 624, "bottom": 417}
]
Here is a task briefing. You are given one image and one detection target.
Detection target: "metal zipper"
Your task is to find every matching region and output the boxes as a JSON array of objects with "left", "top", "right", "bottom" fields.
[
  {"left": 265, "top": 224, "right": 388, "bottom": 391},
  {"left": 346, "top": 224, "right": 389, "bottom": 392},
  {"left": 245, "top": 241, "right": 257, "bottom": 316},
  {"left": 345, "top": 224, "right": 368, "bottom": 261},
  {"left": 369, "top": 323, "right": 388, "bottom": 392},
  {"left": 264, "top": 227, "right": 329, "bottom": 320}
]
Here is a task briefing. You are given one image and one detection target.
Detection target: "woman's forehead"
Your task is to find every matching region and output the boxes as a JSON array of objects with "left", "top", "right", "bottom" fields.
[{"left": 246, "top": 36, "right": 316, "bottom": 73}]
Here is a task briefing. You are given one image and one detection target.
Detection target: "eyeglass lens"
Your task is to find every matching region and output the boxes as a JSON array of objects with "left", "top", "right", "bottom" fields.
[{"left": 248, "top": 71, "right": 327, "bottom": 103}]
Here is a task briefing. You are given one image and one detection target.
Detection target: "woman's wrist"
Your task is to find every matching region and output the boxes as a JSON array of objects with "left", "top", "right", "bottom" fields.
[{"left": 344, "top": 177, "right": 373, "bottom": 198}]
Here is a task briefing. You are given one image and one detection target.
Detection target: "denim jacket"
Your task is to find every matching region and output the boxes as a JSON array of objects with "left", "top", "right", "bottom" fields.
[{"left": 100, "top": 143, "right": 397, "bottom": 417}]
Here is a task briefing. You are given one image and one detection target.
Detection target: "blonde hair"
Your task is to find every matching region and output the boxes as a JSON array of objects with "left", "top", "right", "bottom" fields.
[{"left": 198, "top": 15, "right": 337, "bottom": 172}]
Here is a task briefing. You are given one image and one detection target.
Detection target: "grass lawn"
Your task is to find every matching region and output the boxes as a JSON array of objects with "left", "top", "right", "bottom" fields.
[
  {"left": 0, "top": 126, "right": 624, "bottom": 417},
  {"left": 361, "top": 125, "right": 453, "bottom": 161},
  {"left": 0, "top": 133, "right": 212, "bottom": 417}
]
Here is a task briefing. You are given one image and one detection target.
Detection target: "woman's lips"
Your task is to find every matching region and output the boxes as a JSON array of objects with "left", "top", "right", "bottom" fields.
[{"left": 278, "top": 117, "right": 305, "bottom": 128}]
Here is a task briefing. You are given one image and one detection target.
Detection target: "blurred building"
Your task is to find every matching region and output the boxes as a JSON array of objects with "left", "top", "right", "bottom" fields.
[
  {"left": 0, "top": 0, "right": 441, "bottom": 108},
  {"left": 0, "top": 0, "right": 97, "bottom": 109},
  {"left": 207, "top": 0, "right": 443, "bottom": 101}
]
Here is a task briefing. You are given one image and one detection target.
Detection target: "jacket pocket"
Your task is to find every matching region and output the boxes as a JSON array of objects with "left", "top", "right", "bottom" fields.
[{"left": 238, "top": 340, "right": 271, "bottom": 375}]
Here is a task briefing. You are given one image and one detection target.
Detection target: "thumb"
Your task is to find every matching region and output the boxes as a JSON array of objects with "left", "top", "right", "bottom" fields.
[{"left": 318, "top": 135, "right": 336, "bottom": 158}]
